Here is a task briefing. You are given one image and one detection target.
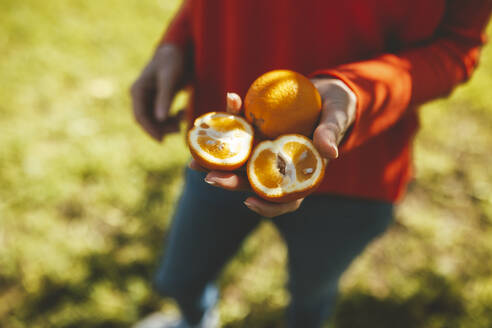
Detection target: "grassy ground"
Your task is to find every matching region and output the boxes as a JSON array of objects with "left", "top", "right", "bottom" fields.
[{"left": 1, "top": 1, "right": 491, "bottom": 327}]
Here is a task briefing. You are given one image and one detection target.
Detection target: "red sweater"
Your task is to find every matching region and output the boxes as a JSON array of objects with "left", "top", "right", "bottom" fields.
[{"left": 162, "top": 0, "right": 491, "bottom": 202}]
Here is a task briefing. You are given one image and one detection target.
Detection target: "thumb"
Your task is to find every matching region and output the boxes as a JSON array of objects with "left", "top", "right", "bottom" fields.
[
  {"left": 154, "top": 81, "right": 172, "bottom": 122},
  {"left": 313, "top": 123, "right": 339, "bottom": 159},
  {"left": 153, "top": 44, "right": 184, "bottom": 122},
  {"left": 226, "top": 92, "right": 242, "bottom": 114}
]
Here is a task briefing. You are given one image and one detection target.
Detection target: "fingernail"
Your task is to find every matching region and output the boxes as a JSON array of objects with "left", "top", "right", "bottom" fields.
[
  {"left": 226, "top": 92, "right": 241, "bottom": 112},
  {"left": 227, "top": 92, "right": 239, "bottom": 101},
  {"left": 324, "top": 140, "right": 338, "bottom": 159},
  {"left": 244, "top": 200, "right": 257, "bottom": 211},
  {"left": 204, "top": 178, "right": 217, "bottom": 186},
  {"left": 332, "top": 144, "right": 339, "bottom": 159}
]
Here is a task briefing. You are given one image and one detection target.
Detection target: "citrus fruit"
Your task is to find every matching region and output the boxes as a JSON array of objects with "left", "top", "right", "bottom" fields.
[
  {"left": 244, "top": 70, "right": 322, "bottom": 139},
  {"left": 247, "top": 134, "right": 325, "bottom": 202},
  {"left": 187, "top": 112, "right": 254, "bottom": 171}
]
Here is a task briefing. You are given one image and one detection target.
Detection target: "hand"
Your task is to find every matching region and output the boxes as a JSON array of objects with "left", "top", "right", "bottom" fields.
[
  {"left": 311, "top": 78, "right": 357, "bottom": 160},
  {"left": 130, "top": 43, "right": 186, "bottom": 141},
  {"left": 189, "top": 93, "right": 304, "bottom": 218},
  {"left": 190, "top": 78, "right": 357, "bottom": 218}
]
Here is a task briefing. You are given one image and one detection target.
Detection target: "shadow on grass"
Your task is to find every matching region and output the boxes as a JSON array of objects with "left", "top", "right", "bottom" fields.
[
  {"left": 222, "top": 270, "right": 467, "bottom": 328},
  {"left": 10, "top": 165, "right": 184, "bottom": 328},
  {"left": 333, "top": 270, "right": 465, "bottom": 328},
  {"left": 7, "top": 163, "right": 486, "bottom": 328}
]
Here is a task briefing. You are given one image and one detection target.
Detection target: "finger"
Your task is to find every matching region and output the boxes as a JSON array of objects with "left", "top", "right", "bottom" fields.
[
  {"left": 130, "top": 83, "right": 163, "bottom": 141},
  {"left": 226, "top": 92, "right": 242, "bottom": 114},
  {"left": 243, "top": 197, "right": 303, "bottom": 218},
  {"left": 204, "top": 171, "right": 251, "bottom": 191},
  {"left": 188, "top": 159, "right": 208, "bottom": 172},
  {"left": 161, "top": 109, "right": 185, "bottom": 134},
  {"left": 153, "top": 45, "right": 184, "bottom": 122},
  {"left": 314, "top": 97, "right": 349, "bottom": 159},
  {"left": 311, "top": 79, "right": 357, "bottom": 159},
  {"left": 313, "top": 123, "right": 339, "bottom": 159},
  {"left": 154, "top": 73, "right": 173, "bottom": 122}
]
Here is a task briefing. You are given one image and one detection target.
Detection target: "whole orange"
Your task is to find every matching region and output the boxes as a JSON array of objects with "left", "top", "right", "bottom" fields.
[{"left": 244, "top": 70, "right": 322, "bottom": 139}]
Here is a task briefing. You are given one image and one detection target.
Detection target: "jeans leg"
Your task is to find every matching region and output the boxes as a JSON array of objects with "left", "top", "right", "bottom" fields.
[
  {"left": 272, "top": 194, "right": 394, "bottom": 328},
  {"left": 153, "top": 168, "right": 262, "bottom": 325}
]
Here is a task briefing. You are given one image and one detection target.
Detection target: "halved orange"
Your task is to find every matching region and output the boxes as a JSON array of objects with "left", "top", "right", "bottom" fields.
[
  {"left": 247, "top": 134, "right": 325, "bottom": 203},
  {"left": 187, "top": 112, "right": 254, "bottom": 171}
]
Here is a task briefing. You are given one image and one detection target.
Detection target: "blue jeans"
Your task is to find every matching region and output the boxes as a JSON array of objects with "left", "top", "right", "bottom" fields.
[{"left": 154, "top": 168, "right": 393, "bottom": 328}]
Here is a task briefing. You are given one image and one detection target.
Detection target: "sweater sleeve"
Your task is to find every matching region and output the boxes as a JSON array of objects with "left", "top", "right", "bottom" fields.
[
  {"left": 159, "top": 0, "right": 193, "bottom": 49},
  {"left": 311, "top": 0, "right": 491, "bottom": 152},
  {"left": 158, "top": 0, "right": 194, "bottom": 87}
]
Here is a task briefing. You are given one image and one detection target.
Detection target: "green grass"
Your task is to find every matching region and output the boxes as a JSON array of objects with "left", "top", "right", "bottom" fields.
[{"left": 0, "top": 1, "right": 491, "bottom": 327}]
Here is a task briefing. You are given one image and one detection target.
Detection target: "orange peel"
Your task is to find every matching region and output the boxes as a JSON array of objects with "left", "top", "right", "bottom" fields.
[{"left": 245, "top": 70, "right": 322, "bottom": 138}]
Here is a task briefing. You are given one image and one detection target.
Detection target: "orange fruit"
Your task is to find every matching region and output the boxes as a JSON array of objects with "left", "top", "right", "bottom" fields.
[
  {"left": 244, "top": 70, "right": 322, "bottom": 139},
  {"left": 247, "top": 134, "right": 325, "bottom": 203},
  {"left": 187, "top": 112, "right": 254, "bottom": 171}
]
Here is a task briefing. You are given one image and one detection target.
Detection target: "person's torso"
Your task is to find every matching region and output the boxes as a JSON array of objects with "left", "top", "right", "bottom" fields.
[
  {"left": 188, "top": 0, "right": 446, "bottom": 112},
  {"left": 184, "top": 0, "right": 448, "bottom": 201}
]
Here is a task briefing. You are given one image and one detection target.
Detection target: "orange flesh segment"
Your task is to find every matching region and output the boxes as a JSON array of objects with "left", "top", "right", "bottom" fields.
[
  {"left": 197, "top": 135, "right": 234, "bottom": 159},
  {"left": 207, "top": 116, "right": 245, "bottom": 132},
  {"left": 283, "top": 142, "right": 317, "bottom": 182},
  {"left": 253, "top": 149, "right": 283, "bottom": 188}
]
